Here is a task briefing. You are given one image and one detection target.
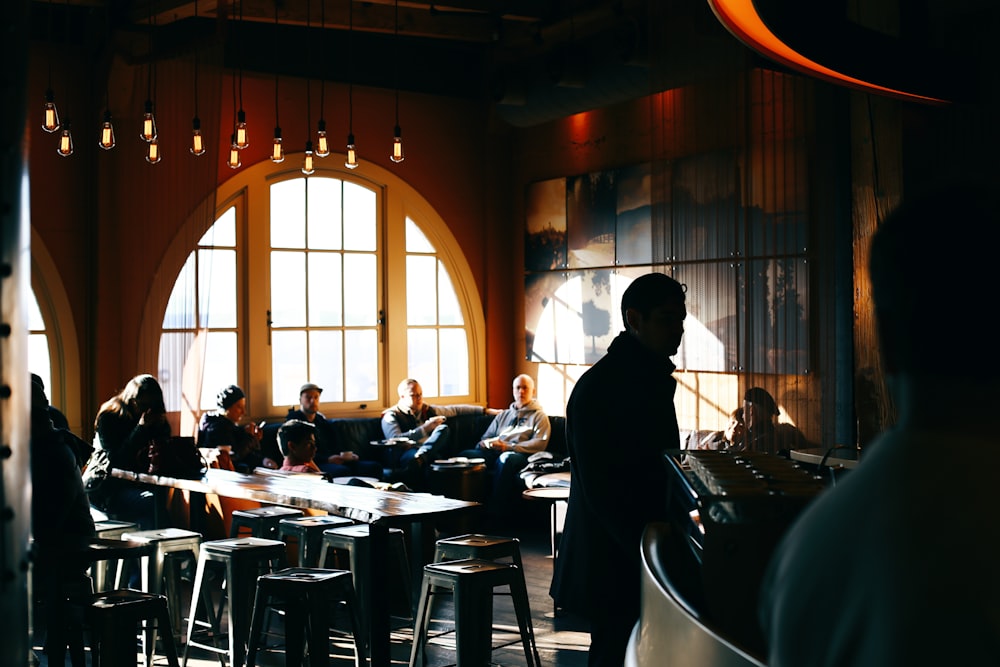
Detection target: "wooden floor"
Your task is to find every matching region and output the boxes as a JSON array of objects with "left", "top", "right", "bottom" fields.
[{"left": 34, "top": 507, "right": 593, "bottom": 666}]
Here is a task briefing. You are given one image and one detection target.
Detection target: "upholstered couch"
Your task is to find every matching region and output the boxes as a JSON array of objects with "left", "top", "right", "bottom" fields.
[{"left": 261, "top": 412, "right": 568, "bottom": 483}]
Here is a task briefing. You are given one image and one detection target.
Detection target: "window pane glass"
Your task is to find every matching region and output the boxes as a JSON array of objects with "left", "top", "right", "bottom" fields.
[
  {"left": 201, "top": 206, "right": 236, "bottom": 247},
  {"left": 202, "top": 331, "right": 238, "bottom": 411},
  {"left": 406, "top": 217, "right": 435, "bottom": 253},
  {"left": 307, "top": 177, "right": 343, "bottom": 250},
  {"left": 308, "top": 330, "right": 344, "bottom": 403},
  {"left": 308, "top": 253, "right": 343, "bottom": 326},
  {"left": 407, "top": 328, "right": 438, "bottom": 396},
  {"left": 271, "top": 250, "right": 306, "bottom": 327},
  {"left": 28, "top": 290, "right": 45, "bottom": 331},
  {"left": 158, "top": 331, "right": 192, "bottom": 412},
  {"left": 407, "top": 255, "right": 437, "bottom": 325},
  {"left": 437, "top": 259, "right": 463, "bottom": 325},
  {"left": 271, "top": 179, "right": 306, "bottom": 249},
  {"left": 343, "top": 182, "right": 376, "bottom": 251},
  {"left": 163, "top": 252, "right": 196, "bottom": 329},
  {"left": 199, "top": 249, "right": 237, "bottom": 328},
  {"left": 344, "top": 329, "right": 378, "bottom": 402},
  {"left": 272, "top": 330, "right": 307, "bottom": 407},
  {"left": 28, "top": 333, "right": 51, "bottom": 396},
  {"left": 439, "top": 329, "right": 468, "bottom": 396},
  {"left": 344, "top": 254, "right": 376, "bottom": 326}
]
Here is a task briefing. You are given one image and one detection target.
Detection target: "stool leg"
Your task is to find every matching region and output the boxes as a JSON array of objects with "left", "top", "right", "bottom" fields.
[
  {"left": 453, "top": 581, "right": 493, "bottom": 667},
  {"left": 408, "top": 576, "right": 435, "bottom": 667},
  {"left": 246, "top": 585, "right": 269, "bottom": 667},
  {"left": 306, "top": 592, "right": 330, "bottom": 667},
  {"left": 343, "top": 582, "right": 367, "bottom": 667},
  {"left": 284, "top": 606, "right": 307, "bottom": 667},
  {"left": 155, "top": 604, "right": 182, "bottom": 667},
  {"left": 510, "top": 572, "right": 540, "bottom": 667}
]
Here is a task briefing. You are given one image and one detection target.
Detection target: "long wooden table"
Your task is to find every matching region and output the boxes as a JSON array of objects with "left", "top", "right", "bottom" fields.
[{"left": 111, "top": 466, "right": 480, "bottom": 666}]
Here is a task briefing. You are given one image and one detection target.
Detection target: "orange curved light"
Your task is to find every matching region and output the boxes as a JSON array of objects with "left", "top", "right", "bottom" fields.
[{"left": 707, "top": 0, "right": 949, "bottom": 105}]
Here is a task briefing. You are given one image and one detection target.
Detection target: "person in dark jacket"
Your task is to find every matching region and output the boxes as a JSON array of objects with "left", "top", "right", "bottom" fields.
[
  {"left": 550, "top": 272, "right": 687, "bottom": 667},
  {"left": 197, "top": 384, "right": 278, "bottom": 472},
  {"left": 286, "top": 382, "right": 383, "bottom": 479},
  {"left": 92, "top": 373, "right": 171, "bottom": 529}
]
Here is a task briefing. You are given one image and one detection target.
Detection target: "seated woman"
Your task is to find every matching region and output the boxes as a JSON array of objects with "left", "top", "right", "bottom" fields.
[
  {"left": 697, "top": 407, "right": 745, "bottom": 451},
  {"left": 92, "top": 373, "right": 171, "bottom": 529},
  {"left": 742, "top": 387, "right": 809, "bottom": 456},
  {"left": 277, "top": 419, "right": 322, "bottom": 473},
  {"left": 197, "top": 385, "right": 279, "bottom": 472}
]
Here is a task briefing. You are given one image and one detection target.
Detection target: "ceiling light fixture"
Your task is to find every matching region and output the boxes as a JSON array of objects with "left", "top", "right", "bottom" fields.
[
  {"left": 140, "top": 5, "right": 157, "bottom": 144},
  {"left": 345, "top": 0, "right": 358, "bottom": 169},
  {"left": 98, "top": 99, "right": 115, "bottom": 150},
  {"left": 190, "top": 0, "right": 206, "bottom": 156},
  {"left": 234, "top": 0, "right": 249, "bottom": 149},
  {"left": 390, "top": 0, "right": 404, "bottom": 163},
  {"left": 41, "top": 0, "right": 60, "bottom": 133},
  {"left": 302, "top": 0, "right": 314, "bottom": 175},
  {"left": 57, "top": 118, "right": 74, "bottom": 157},
  {"left": 315, "top": 0, "right": 329, "bottom": 158},
  {"left": 270, "top": 0, "right": 283, "bottom": 163}
]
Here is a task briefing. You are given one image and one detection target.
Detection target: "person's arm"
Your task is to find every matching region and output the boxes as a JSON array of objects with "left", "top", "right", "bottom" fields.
[
  {"left": 503, "top": 413, "right": 551, "bottom": 454},
  {"left": 381, "top": 409, "right": 425, "bottom": 443}
]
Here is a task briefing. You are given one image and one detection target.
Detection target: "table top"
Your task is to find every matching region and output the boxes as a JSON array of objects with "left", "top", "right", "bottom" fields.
[
  {"left": 522, "top": 486, "right": 570, "bottom": 500},
  {"left": 111, "top": 466, "right": 479, "bottom": 525},
  {"left": 789, "top": 446, "right": 860, "bottom": 469}
]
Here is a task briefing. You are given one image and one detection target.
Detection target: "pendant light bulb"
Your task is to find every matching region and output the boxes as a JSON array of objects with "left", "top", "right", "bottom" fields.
[
  {"left": 190, "top": 117, "right": 206, "bottom": 156},
  {"left": 98, "top": 110, "right": 115, "bottom": 150},
  {"left": 228, "top": 134, "right": 241, "bottom": 169},
  {"left": 271, "top": 126, "right": 285, "bottom": 163},
  {"left": 145, "top": 137, "right": 162, "bottom": 164},
  {"left": 302, "top": 140, "right": 315, "bottom": 175},
  {"left": 345, "top": 133, "right": 359, "bottom": 169},
  {"left": 56, "top": 119, "right": 73, "bottom": 157},
  {"left": 235, "top": 109, "right": 249, "bottom": 149},
  {"left": 390, "top": 125, "right": 405, "bottom": 163},
  {"left": 315, "top": 119, "right": 330, "bottom": 157},
  {"left": 43, "top": 89, "right": 60, "bottom": 133},
  {"left": 141, "top": 99, "right": 157, "bottom": 142}
]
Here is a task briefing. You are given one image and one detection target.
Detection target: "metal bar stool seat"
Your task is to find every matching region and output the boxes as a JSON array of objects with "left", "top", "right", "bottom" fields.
[
  {"left": 409, "top": 558, "right": 538, "bottom": 667},
  {"left": 246, "top": 567, "right": 366, "bottom": 667},
  {"left": 278, "top": 515, "right": 355, "bottom": 567},
  {"left": 71, "top": 589, "right": 180, "bottom": 667},
  {"left": 91, "top": 521, "right": 138, "bottom": 592},
  {"left": 431, "top": 533, "right": 540, "bottom": 666},
  {"left": 231, "top": 506, "right": 305, "bottom": 539},
  {"left": 318, "top": 523, "right": 413, "bottom": 630},
  {"left": 182, "top": 537, "right": 287, "bottom": 667}
]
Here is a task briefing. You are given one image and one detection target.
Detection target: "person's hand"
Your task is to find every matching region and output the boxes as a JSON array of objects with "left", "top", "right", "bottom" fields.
[
  {"left": 261, "top": 457, "right": 279, "bottom": 469},
  {"left": 424, "top": 415, "right": 446, "bottom": 432},
  {"left": 485, "top": 407, "right": 503, "bottom": 416},
  {"left": 138, "top": 407, "right": 166, "bottom": 426},
  {"left": 341, "top": 451, "right": 359, "bottom": 462},
  {"left": 244, "top": 421, "right": 263, "bottom": 442}
]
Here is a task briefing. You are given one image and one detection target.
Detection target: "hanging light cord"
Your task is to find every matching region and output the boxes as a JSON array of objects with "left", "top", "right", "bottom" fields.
[
  {"left": 305, "top": 0, "right": 312, "bottom": 137},
  {"left": 238, "top": 0, "right": 244, "bottom": 113},
  {"left": 193, "top": 0, "right": 200, "bottom": 119},
  {"left": 273, "top": 0, "right": 279, "bottom": 126},
  {"left": 347, "top": 0, "right": 354, "bottom": 134},
  {"left": 393, "top": 0, "right": 400, "bottom": 127},
  {"left": 319, "top": 0, "right": 325, "bottom": 122}
]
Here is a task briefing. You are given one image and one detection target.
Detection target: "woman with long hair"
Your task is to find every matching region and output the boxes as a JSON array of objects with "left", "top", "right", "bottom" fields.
[{"left": 91, "top": 373, "right": 170, "bottom": 529}]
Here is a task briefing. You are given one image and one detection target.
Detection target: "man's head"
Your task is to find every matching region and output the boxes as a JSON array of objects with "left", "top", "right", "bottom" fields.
[
  {"left": 621, "top": 272, "right": 687, "bottom": 358},
  {"left": 299, "top": 382, "right": 323, "bottom": 419},
  {"left": 278, "top": 419, "right": 316, "bottom": 460},
  {"left": 512, "top": 374, "right": 535, "bottom": 407},
  {"left": 743, "top": 387, "right": 778, "bottom": 433},
  {"left": 397, "top": 379, "right": 424, "bottom": 413},
  {"left": 870, "top": 182, "right": 995, "bottom": 377}
]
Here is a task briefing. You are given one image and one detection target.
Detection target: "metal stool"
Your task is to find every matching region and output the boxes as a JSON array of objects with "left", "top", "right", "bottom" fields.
[
  {"left": 91, "top": 520, "right": 138, "bottom": 592},
  {"left": 118, "top": 528, "right": 202, "bottom": 635},
  {"left": 410, "top": 559, "right": 538, "bottom": 667},
  {"left": 72, "top": 589, "right": 180, "bottom": 667},
  {"left": 431, "top": 533, "right": 540, "bottom": 666},
  {"left": 246, "top": 567, "right": 366, "bottom": 667},
  {"left": 231, "top": 506, "right": 305, "bottom": 539},
  {"left": 278, "top": 515, "right": 354, "bottom": 567},
  {"left": 182, "top": 537, "right": 287, "bottom": 667},
  {"left": 318, "top": 524, "right": 413, "bottom": 636}
]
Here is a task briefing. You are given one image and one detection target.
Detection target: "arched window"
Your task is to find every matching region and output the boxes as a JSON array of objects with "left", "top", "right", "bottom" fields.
[{"left": 152, "top": 159, "right": 486, "bottom": 434}]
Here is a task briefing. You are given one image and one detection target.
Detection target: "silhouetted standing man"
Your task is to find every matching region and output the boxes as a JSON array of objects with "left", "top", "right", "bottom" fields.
[{"left": 551, "top": 272, "right": 687, "bottom": 666}]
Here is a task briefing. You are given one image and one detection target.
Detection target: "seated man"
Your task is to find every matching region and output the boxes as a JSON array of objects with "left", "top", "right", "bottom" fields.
[
  {"left": 457, "top": 374, "right": 551, "bottom": 521},
  {"left": 381, "top": 378, "right": 497, "bottom": 489},
  {"left": 742, "top": 387, "right": 809, "bottom": 456},
  {"left": 197, "top": 384, "right": 278, "bottom": 471},
  {"left": 696, "top": 407, "right": 745, "bottom": 451},
  {"left": 277, "top": 419, "right": 322, "bottom": 473},
  {"left": 286, "top": 382, "right": 383, "bottom": 479}
]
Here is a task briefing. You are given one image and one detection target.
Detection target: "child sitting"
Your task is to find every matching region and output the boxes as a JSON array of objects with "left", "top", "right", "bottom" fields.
[{"left": 278, "top": 419, "right": 321, "bottom": 473}]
